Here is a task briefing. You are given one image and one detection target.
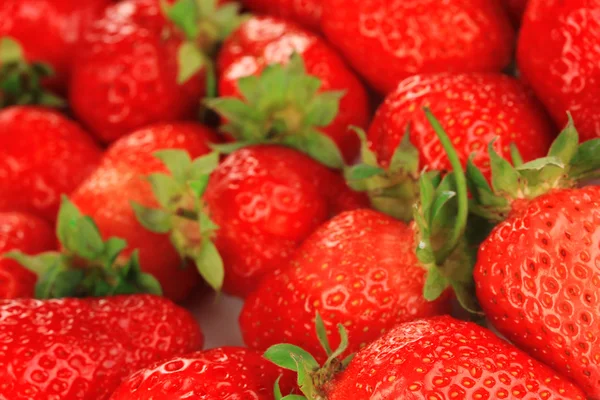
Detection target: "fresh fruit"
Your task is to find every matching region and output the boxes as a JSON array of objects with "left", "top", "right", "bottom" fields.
[
  {"left": 213, "top": 16, "right": 370, "bottom": 164},
  {"left": 0, "top": 295, "right": 203, "bottom": 400},
  {"left": 110, "top": 347, "right": 297, "bottom": 399},
  {"left": 0, "top": 106, "right": 102, "bottom": 222},
  {"left": 240, "top": 0, "right": 322, "bottom": 31},
  {"left": 71, "top": 123, "right": 218, "bottom": 301},
  {"left": 468, "top": 119, "right": 600, "bottom": 397},
  {"left": 321, "top": 0, "right": 515, "bottom": 94},
  {"left": 518, "top": 0, "right": 600, "bottom": 142},
  {"left": 0, "top": 0, "right": 110, "bottom": 91},
  {"left": 0, "top": 212, "right": 56, "bottom": 299},
  {"left": 268, "top": 316, "right": 586, "bottom": 399}
]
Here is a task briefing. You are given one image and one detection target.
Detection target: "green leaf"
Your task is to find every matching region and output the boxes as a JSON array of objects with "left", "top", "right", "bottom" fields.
[
  {"left": 517, "top": 156, "right": 564, "bottom": 172},
  {"left": 466, "top": 155, "right": 492, "bottom": 195},
  {"left": 131, "top": 202, "right": 173, "bottom": 233},
  {"left": 423, "top": 266, "right": 450, "bottom": 301},
  {"left": 274, "top": 376, "right": 284, "bottom": 400},
  {"left": 154, "top": 150, "right": 193, "bottom": 183},
  {"left": 351, "top": 126, "right": 378, "bottom": 166},
  {"left": 294, "top": 353, "right": 318, "bottom": 398},
  {"left": 237, "top": 75, "right": 261, "bottom": 104},
  {"left": 430, "top": 191, "right": 456, "bottom": 223},
  {"left": 102, "top": 238, "right": 128, "bottom": 266},
  {"left": 3, "top": 251, "right": 61, "bottom": 276},
  {"left": 569, "top": 138, "right": 600, "bottom": 179},
  {"left": 418, "top": 175, "right": 436, "bottom": 225},
  {"left": 193, "top": 239, "right": 224, "bottom": 291},
  {"left": 284, "top": 130, "right": 344, "bottom": 169},
  {"left": 264, "top": 344, "right": 319, "bottom": 372},
  {"left": 488, "top": 140, "right": 521, "bottom": 197},
  {"left": 345, "top": 164, "right": 384, "bottom": 181},
  {"left": 549, "top": 113, "right": 579, "bottom": 164},
  {"left": 209, "top": 141, "right": 250, "bottom": 154},
  {"left": 51, "top": 269, "right": 85, "bottom": 298},
  {"left": 136, "top": 272, "right": 163, "bottom": 295},
  {"left": 326, "top": 324, "right": 349, "bottom": 365},
  {"left": 0, "top": 37, "right": 24, "bottom": 64},
  {"left": 198, "top": 212, "right": 219, "bottom": 233},
  {"left": 190, "top": 151, "right": 220, "bottom": 177},
  {"left": 303, "top": 91, "right": 345, "bottom": 127},
  {"left": 56, "top": 196, "right": 83, "bottom": 250},
  {"left": 147, "top": 173, "right": 182, "bottom": 209},
  {"left": 177, "top": 41, "right": 206, "bottom": 84},
  {"left": 510, "top": 143, "right": 524, "bottom": 167},
  {"left": 389, "top": 127, "right": 419, "bottom": 174},
  {"left": 188, "top": 176, "right": 211, "bottom": 198},
  {"left": 70, "top": 216, "right": 105, "bottom": 260},
  {"left": 162, "top": 0, "right": 199, "bottom": 39},
  {"left": 315, "top": 313, "right": 332, "bottom": 357}
]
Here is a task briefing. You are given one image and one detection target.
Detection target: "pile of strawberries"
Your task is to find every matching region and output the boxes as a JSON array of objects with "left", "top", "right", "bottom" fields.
[{"left": 1, "top": 0, "right": 600, "bottom": 399}]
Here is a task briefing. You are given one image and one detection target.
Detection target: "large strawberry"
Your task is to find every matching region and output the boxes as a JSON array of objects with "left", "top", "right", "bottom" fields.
[
  {"left": 0, "top": 212, "right": 56, "bottom": 299},
  {"left": 266, "top": 316, "right": 586, "bottom": 399},
  {"left": 212, "top": 16, "right": 370, "bottom": 164},
  {"left": 320, "top": 0, "right": 515, "bottom": 94},
  {"left": 71, "top": 123, "right": 218, "bottom": 301},
  {"left": 110, "top": 347, "right": 297, "bottom": 399},
  {"left": 0, "top": 295, "right": 203, "bottom": 400},
  {"left": 468, "top": 119, "right": 600, "bottom": 398},
  {"left": 0, "top": 106, "right": 102, "bottom": 222},
  {"left": 240, "top": 0, "right": 322, "bottom": 31},
  {"left": 518, "top": 0, "right": 600, "bottom": 142}
]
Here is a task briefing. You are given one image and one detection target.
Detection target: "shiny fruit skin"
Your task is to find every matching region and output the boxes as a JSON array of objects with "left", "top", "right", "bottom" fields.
[
  {"left": 70, "top": 0, "right": 204, "bottom": 143},
  {"left": 517, "top": 0, "right": 600, "bottom": 142},
  {"left": 321, "top": 0, "right": 515, "bottom": 94},
  {"left": 475, "top": 187, "right": 600, "bottom": 398},
  {"left": 0, "top": 212, "right": 56, "bottom": 299},
  {"left": 240, "top": 0, "right": 322, "bottom": 31},
  {"left": 218, "top": 16, "right": 370, "bottom": 163},
  {"left": 327, "top": 316, "right": 586, "bottom": 399},
  {"left": 71, "top": 123, "right": 218, "bottom": 302},
  {"left": 0, "top": 295, "right": 203, "bottom": 400},
  {"left": 0, "top": 0, "right": 110, "bottom": 91},
  {"left": 368, "top": 73, "right": 554, "bottom": 179},
  {"left": 204, "top": 145, "right": 369, "bottom": 298},
  {"left": 110, "top": 347, "right": 297, "bottom": 399},
  {"left": 0, "top": 106, "right": 102, "bottom": 222},
  {"left": 240, "top": 209, "right": 451, "bottom": 360}
]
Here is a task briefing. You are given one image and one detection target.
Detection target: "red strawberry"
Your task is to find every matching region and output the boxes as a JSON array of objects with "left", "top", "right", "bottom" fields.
[
  {"left": 239, "top": 0, "right": 322, "bottom": 31},
  {"left": 110, "top": 347, "right": 297, "bottom": 399},
  {"left": 213, "top": 16, "right": 370, "bottom": 164},
  {"left": 0, "top": 212, "right": 56, "bottom": 299},
  {"left": 0, "top": 295, "right": 203, "bottom": 400},
  {"left": 321, "top": 0, "right": 515, "bottom": 94},
  {"left": 518, "top": 0, "right": 600, "bottom": 142},
  {"left": 0, "top": 106, "right": 102, "bottom": 222},
  {"left": 71, "top": 123, "right": 218, "bottom": 301},
  {"left": 467, "top": 120, "right": 600, "bottom": 397}
]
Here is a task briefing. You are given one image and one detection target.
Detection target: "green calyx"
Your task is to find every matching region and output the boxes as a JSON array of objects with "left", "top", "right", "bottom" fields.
[
  {"left": 266, "top": 313, "right": 354, "bottom": 400},
  {"left": 205, "top": 53, "right": 346, "bottom": 169},
  {"left": 131, "top": 150, "right": 225, "bottom": 291},
  {"left": 413, "top": 109, "right": 479, "bottom": 313},
  {"left": 5, "top": 196, "right": 161, "bottom": 299},
  {"left": 468, "top": 114, "right": 600, "bottom": 222},
  {"left": 0, "top": 37, "right": 65, "bottom": 108},
  {"left": 344, "top": 126, "right": 420, "bottom": 222}
]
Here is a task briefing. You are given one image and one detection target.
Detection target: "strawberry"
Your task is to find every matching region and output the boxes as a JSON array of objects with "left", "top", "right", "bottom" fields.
[
  {"left": 0, "top": 106, "right": 102, "bottom": 222},
  {"left": 467, "top": 119, "right": 600, "bottom": 397},
  {"left": 267, "top": 316, "right": 586, "bottom": 399},
  {"left": 0, "top": 212, "right": 56, "bottom": 299},
  {"left": 110, "top": 347, "right": 297, "bottom": 399},
  {"left": 71, "top": 123, "right": 218, "bottom": 301},
  {"left": 518, "top": 0, "right": 600, "bottom": 142},
  {"left": 212, "top": 16, "right": 370, "bottom": 164},
  {"left": 0, "top": 294, "right": 203, "bottom": 400},
  {"left": 320, "top": 0, "right": 515, "bottom": 94},
  {"left": 239, "top": 0, "right": 322, "bottom": 31}
]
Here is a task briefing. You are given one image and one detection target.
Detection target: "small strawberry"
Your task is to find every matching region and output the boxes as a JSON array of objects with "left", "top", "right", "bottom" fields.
[
  {"left": 240, "top": 0, "right": 322, "bottom": 31},
  {"left": 0, "top": 106, "right": 102, "bottom": 222},
  {"left": 0, "top": 212, "right": 56, "bottom": 299},
  {"left": 518, "top": 0, "right": 600, "bottom": 142},
  {"left": 0, "top": 294, "right": 203, "bottom": 400},
  {"left": 211, "top": 16, "right": 370, "bottom": 165},
  {"left": 266, "top": 316, "right": 586, "bottom": 399},
  {"left": 71, "top": 123, "right": 218, "bottom": 301},
  {"left": 110, "top": 347, "right": 297, "bottom": 399},
  {"left": 468, "top": 118, "right": 600, "bottom": 398},
  {"left": 320, "top": 0, "right": 515, "bottom": 94}
]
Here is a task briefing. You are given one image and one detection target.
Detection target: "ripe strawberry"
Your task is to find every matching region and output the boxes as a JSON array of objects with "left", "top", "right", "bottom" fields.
[
  {"left": 518, "top": 0, "right": 600, "bottom": 142},
  {"left": 0, "top": 212, "right": 56, "bottom": 299},
  {"left": 71, "top": 123, "right": 218, "bottom": 301},
  {"left": 320, "top": 0, "right": 515, "bottom": 94},
  {"left": 0, "top": 295, "right": 203, "bottom": 400},
  {"left": 212, "top": 16, "right": 370, "bottom": 164},
  {"left": 239, "top": 0, "right": 322, "bottom": 31},
  {"left": 268, "top": 316, "right": 586, "bottom": 399},
  {"left": 468, "top": 119, "right": 600, "bottom": 397},
  {"left": 110, "top": 347, "right": 297, "bottom": 399},
  {"left": 0, "top": 106, "right": 102, "bottom": 222}
]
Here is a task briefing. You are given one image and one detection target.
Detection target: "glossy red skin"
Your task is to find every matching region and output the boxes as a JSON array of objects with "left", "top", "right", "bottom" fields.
[
  {"left": 475, "top": 187, "right": 600, "bottom": 398},
  {"left": 241, "top": 0, "right": 322, "bottom": 31},
  {"left": 240, "top": 209, "right": 451, "bottom": 360},
  {"left": 0, "top": 212, "right": 56, "bottom": 299},
  {"left": 70, "top": 0, "right": 204, "bottom": 143},
  {"left": 218, "top": 16, "right": 370, "bottom": 163},
  {"left": 110, "top": 347, "right": 297, "bottom": 399},
  {"left": 0, "top": 106, "right": 103, "bottom": 222},
  {"left": 518, "top": 0, "right": 600, "bottom": 142},
  {"left": 368, "top": 73, "right": 554, "bottom": 179},
  {"left": 0, "top": 0, "right": 110, "bottom": 91},
  {"left": 204, "top": 145, "right": 369, "bottom": 298},
  {"left": 327, "top": 316, "right": 586, "bottom": 399},
  {"left": 71, "top": 123, "right": 218, "bottom": 302},
  {"left": 0, "top": 295, "right": 203, "bottom": 400},
  {"left": 321, "top": 0, "right": 515, "bottom": 94}
]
